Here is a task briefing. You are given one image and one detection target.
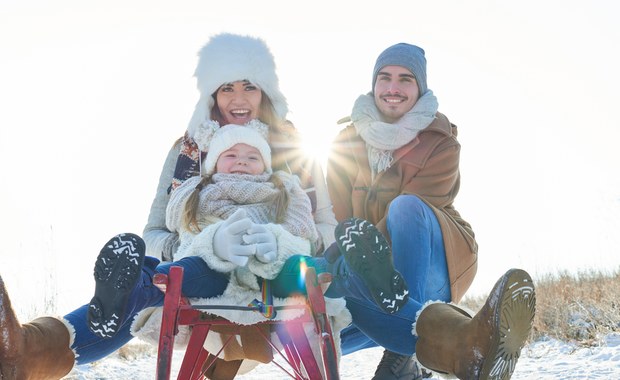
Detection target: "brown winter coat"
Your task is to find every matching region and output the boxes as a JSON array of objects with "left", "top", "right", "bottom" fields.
[{"left": 326, "top": 112, "right": 477, "bottom": 302}]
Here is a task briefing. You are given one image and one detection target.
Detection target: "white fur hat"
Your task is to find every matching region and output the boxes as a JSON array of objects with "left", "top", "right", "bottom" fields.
[
  {"left": 202, "top": 123, "right": 272, "bottom": 176},
  {"left": 187, "top": 33, "right": 288, "bottom": 137}
]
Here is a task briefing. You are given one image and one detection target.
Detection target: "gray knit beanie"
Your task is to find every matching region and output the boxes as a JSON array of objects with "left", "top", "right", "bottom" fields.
[{"left": 372, "top": 43, "right": 427, "bottom": 95}]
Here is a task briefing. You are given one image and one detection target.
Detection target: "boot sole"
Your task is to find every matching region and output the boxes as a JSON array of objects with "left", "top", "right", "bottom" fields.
[
  {"left": 88, "top": 233, "right": 145, "bottom": 338},
  {"left": 335, "top": 218, "right": 409, "bottom": 313},
  {"left": 480, "top": 268, "right": 536, "bottom": 380}
]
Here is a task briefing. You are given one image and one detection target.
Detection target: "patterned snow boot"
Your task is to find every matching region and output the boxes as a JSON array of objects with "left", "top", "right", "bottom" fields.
[
  {"left": 88, "top": 233, "right": 146, "bottom": 338},
  {"left": 415, "top": 268, "right": 536, "bottom": 380},
  {"left": 334, "top": 217, "right": 409, "bottom": 313}
]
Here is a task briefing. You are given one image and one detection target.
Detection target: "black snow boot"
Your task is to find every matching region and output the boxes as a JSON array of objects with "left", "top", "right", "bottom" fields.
[
  {"left": 334, "top": 218, "right": 409, "bottom": 313},
  {"left": 88, "top": 233, "right": 146, "bottom": 338}
]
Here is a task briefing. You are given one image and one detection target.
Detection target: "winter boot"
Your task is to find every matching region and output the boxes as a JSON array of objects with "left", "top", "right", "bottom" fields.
[
  {"left": 334, "top": 218, "right": 409, "bottom": 313},
  {"left": 201, "top": 354, "right": 243, "bottom": 380},
  {"left": 88, "top": 233, "right": 146, "bottom": 338},
  {"left": 415, "top": 268, "right": 536, "bottom": 380},
  {"left": 0, "top": 275, "right": 75, "bottom": 380},
  {"left": 372, "top": 350, "right": 429, "bottom": 380}
]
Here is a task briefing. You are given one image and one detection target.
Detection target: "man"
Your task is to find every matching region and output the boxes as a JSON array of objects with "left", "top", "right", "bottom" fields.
[{"left": 326, "top": 43, "right": 536, "bottom": 379}]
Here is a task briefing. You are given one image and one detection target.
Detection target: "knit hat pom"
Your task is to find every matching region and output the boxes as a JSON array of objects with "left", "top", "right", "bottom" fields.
[
  {"left": 372, "top": 43, "right": 428, "bottom": 96},
  {"left": 202, "top": 121, "right": 272, "bottom": 176},
  {"left": 193, "top": 120, "right": 220, "bottom": 151}
]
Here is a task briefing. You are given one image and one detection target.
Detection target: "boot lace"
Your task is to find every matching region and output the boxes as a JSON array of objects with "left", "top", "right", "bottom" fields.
[
  {"left": 376, "top": 350, "right": 408, "bottom": 372},
  {"left": 373, "top": 350, "right": 430, "bottom": 380}
]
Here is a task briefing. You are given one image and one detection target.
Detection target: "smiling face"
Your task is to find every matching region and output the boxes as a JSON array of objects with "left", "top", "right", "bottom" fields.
[
  {"left": 373, "top": 65, "right": 420, "bottom": 123},
  {"left": 214, "top": 80, "right": 263, "bottom": 125},
  {"left": 215, "top": 143, "right": 266, "bottom": 175}
]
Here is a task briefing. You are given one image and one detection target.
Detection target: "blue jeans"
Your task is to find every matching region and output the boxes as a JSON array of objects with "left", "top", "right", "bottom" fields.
[{"left": 340, "top": 195, "right": 451, "bottom": 356}]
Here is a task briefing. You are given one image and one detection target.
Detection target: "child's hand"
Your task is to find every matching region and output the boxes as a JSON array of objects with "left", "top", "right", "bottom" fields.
[
  {"left": 244, "top": 224, "right": 277, "bottom": 263},
  {"left": 213, "top": 209, "right": 254, "bottom": 266}
]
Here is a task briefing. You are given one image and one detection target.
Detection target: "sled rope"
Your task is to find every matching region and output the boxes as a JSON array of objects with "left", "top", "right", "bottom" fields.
[{"left": 248, "top": 278, "right": 276, "bottom": 319}]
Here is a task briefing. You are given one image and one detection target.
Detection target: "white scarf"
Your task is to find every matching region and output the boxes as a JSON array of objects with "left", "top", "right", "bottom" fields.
[{"left": 351, "top": 90, "right": 439, "bottom": 173}]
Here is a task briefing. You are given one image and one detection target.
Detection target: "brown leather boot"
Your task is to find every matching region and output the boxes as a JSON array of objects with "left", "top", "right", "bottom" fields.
[
  {"left": 201, "top": 354, "right": 243, "bottom": 380},
  {"left": 0, "top": 276, "right": 75, "bottom": 380},
  {"left": 415, "top": 268, "right": 536, "bottom": 380}
]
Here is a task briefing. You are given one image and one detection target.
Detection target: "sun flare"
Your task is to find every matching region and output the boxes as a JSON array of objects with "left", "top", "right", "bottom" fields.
[{"left": 300, "top": 130, "right": 333, "bottom": 172}]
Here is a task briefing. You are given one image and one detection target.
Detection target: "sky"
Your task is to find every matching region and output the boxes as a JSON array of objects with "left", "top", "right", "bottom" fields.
[{"left": 1, "top": 0, "right": 619, "bottom": 318}]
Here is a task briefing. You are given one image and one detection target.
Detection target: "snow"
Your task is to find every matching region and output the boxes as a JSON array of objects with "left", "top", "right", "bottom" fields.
[{"left": 63, "top": 334, "right": 620, "bottom": 379}]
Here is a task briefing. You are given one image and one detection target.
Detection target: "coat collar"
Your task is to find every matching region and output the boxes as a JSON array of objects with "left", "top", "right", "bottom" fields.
[
  {"left": 390, "top": 112, "right": 452, "bottom": 163},
  {"left": 343, "top": 111, "right": 454, "bottom": 186}
]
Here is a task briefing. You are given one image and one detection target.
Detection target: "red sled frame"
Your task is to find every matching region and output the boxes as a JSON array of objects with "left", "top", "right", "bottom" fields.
[{"left": 154, "top": 265, "right": 340, "bottom": 380}]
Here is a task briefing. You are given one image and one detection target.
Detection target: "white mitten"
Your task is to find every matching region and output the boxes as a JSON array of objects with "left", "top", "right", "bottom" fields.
[
  {"left": 243, "top": 224, "right": 277, "bottom": 263},
  {"left": 213, "top": 209, "right": 255, "bottom": 266}
]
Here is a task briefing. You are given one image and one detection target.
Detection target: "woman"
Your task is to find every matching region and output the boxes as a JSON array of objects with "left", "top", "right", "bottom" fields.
[{"left": 143, "top": 33, "right": 336, "bottom": 263}]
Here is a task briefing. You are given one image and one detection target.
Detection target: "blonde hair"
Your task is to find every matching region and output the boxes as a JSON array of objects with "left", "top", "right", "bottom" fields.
[
  {"left": 269, "top": 174, "right": 289, "bottom": 224},
  {"left": 182, "top": 175, "right": 212, "bottom": 233}
]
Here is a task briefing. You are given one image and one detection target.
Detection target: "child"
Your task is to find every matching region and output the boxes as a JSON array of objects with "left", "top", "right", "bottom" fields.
[{"left": 165, "top": 120, "right": 321, "bottom": 296}]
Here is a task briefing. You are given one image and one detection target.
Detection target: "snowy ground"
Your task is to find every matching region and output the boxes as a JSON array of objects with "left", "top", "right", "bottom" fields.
[{"left": 63, "top": 333, "right": 620, "bottom": 379}]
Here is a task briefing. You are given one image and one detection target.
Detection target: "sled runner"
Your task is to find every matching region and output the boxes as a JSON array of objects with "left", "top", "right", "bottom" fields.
[{"left": 154, "top": 265, "right": 340, "bottom": 379}]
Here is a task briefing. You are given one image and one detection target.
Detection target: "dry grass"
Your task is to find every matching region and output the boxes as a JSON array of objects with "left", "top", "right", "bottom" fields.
[{"left": 460, "top": 269, "right": 620, "bottom": 347}]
